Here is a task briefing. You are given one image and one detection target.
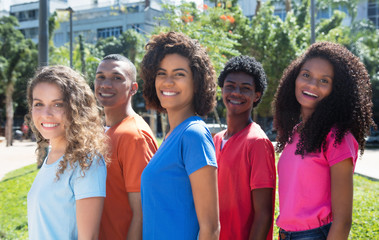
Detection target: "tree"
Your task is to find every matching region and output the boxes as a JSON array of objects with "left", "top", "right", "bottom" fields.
[
  {"left": 153, "top": 2, "right": 241, "bottom": 74},
  {"left": 0, "top": 16, "right": 37, "bottom": 146}
]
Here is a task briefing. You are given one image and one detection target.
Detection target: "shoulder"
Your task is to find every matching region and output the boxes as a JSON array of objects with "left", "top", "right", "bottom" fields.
[
  {"left": 326, "top": 128, "right": 358, "bottom": 147},
  {"left": 111, "top": 115, "right": 156, "bottom": 141},
  {"left": 182, "top": 119, "right": 212, "bottom": 140},
  {"left": 245, "top": 123, "right": 272, "bottom": 145},
  {"left": 213, "top": 130, "right": 226, "bottom": 142}
]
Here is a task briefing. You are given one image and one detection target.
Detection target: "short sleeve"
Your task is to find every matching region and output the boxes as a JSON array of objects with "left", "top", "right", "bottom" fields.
[
  {"left": 71, "top": 156, "right": 107, "bottom": 200},
  {"left": 249, "top": 138, "right": 276, "bottom": 190},
  {"left": 181, "top": 123, "right": 217, "bottom": 175},
  {"left": 325, "top": 131, "right": 359, "bottom": 167},
  {"left": 120, "top": 133, "right": 157, "bottom": 192}
]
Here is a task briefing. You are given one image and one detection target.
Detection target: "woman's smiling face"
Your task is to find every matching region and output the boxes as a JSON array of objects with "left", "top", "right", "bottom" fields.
[
  {"left": 295, "top": 57, "right": 334, "bottom": 120},
  {"left": 32, "top": 82, "right": 67, "bottom": 145},
  {"left": 155, "top": 53, "right": 195, "bottom": 114}
]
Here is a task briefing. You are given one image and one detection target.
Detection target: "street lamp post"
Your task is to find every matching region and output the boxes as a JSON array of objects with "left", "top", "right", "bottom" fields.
[
  {"left": 38, "top": 0, "right": 49, "bottom": 66},
  {"left": 68, "top": 7, "right": 73, "bottom": 68}
]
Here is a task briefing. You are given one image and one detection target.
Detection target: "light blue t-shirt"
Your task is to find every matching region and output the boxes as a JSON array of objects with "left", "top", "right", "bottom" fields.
[
  {"left": 141, "top": 116, "right": 217, "bottom": 240},
  {"left": 27, "top": 155, "right": 106, "bottom": 240}
]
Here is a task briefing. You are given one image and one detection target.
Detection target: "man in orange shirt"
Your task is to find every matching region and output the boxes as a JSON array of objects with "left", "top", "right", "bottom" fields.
[{"left": 95, "top": 54, "right": 158, "bottom": 240}]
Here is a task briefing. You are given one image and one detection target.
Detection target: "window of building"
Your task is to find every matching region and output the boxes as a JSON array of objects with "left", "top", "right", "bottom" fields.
[
  {"left": 274, "top": 8, "right": 286, "bottom": 21},
  {"left": 54, "top": 32, "right": 64, "bottom": 45},
  {"left": 273, "top": 2, "right": 286, "bottom": 21},
  {"left": 27, "top": 10, "right": 38, "bottom": 20},
  {"left": 23, "top": 27, "right": 38, "bottom": 39},
  {"left": 132, "top": 24, "right": 141, "bottom": 33},
  {"left": 368, "top": 0, "right": 379, "bottom": 28},
  {"left": 97, "top": 26, "right": 122, "bottom": 39}
]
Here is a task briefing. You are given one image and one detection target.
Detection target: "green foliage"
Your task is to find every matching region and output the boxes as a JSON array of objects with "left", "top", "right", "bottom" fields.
[
  {"left": 95, "top": 29, "right": 146, "bottom": 65},
  {"left": 1, "top": 164, "right": 378, "bottom": 239},
  {"left": 153, "top": 2, "right": 241, "bottom": 74},
  {"left": 244, "top": 4, "right": 304, "bottom": 118},
  {"left": 349, "top": 175, "right": 379, "bottom": 238},
  {"left": 0, "top": 16, "right": 38, "bottom": 145},
  {"left": 0, "top": 164, "right": 38, "bottom": 239}
]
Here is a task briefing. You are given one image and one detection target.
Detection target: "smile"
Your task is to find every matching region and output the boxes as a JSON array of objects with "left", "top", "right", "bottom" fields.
[
  {"left": 162, "top": 91, "right": 178, "bottom": 96},
  {"left": 302, "top": 90, "right": 318, "bottom": 98},
  {"left": 228, "top": 99, "right": 244, "bottom": 105},
  {"left": 42, "top": 123, "right": 59, "bottom": 128},
  {"left": 100, "top": 93, "right": 115, "bottom": 97}
]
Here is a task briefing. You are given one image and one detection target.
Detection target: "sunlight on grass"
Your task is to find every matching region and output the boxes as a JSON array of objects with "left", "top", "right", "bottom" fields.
[
  {"left": 0, "top": 162, "right": 377, "bottom": 239},
  {"left": 0, "top": 164, "right": 38, "bottom": 239}
]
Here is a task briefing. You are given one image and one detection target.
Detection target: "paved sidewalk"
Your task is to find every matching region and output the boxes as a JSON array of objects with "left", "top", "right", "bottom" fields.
[
  {"left": 355, "top": 148, "right": 379, "bottom": 181},
  {"left": 0, "top": 139, "right": 37, "bottom": 180},
  {"left": 0, "top": 139, "right": 378, "bottom": 181}
]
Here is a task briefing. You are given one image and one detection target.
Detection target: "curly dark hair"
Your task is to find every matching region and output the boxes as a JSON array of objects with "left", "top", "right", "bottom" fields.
[
  {"left": 273, "top": 41, "right": 376, "bottom": 156},
  {"left": 140, "top": 32, "right": 217, "bottom": 116},
  {"left": 27, "top": 65, "right": 109, "bottom": 179},
  {"left": 218, "top": 55, "right": 267, "bottom": 107}
]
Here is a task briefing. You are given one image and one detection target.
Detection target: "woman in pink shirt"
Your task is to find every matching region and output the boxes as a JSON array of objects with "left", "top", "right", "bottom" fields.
[{"left": 273, "top": 42, "right": 376, "bottom": 240}]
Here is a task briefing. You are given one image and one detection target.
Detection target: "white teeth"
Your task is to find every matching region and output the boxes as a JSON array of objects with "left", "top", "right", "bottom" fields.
[
  {"left": 229, "top": 99, "right": 242, "bottom": 105},
  {"left": 101, "top": 93, "right": 114, "bottom": 97},
  {"left": 42, "top": 123, "right": 59, "bottom": 127},
  {"left": 162, "top": 91, "right": 177, "bottom": 96},
  {"left": 303, "top": 91, "right": 318, "bottom": 98}
]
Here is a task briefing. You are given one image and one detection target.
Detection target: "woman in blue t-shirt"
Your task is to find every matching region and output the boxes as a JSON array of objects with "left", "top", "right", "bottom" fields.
[
  {"left": 140, "top": 32, "right": 220, "bottom": 239},
  {"left": 26, "top": 66, "right": 109, "bottom": 239}
]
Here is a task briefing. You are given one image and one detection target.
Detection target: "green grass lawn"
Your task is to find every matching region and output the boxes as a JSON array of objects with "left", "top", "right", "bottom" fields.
[{"left": 0, "top": 165, "right": 378, "bottom": 239}]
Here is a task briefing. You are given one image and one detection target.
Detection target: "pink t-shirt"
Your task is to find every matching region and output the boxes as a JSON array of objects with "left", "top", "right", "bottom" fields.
[
  {"left": 214, "top": 122, "right": 276, "bottom": 240},
  {"left": 276, "top": 129, "right": 358, "bottom": 231}
]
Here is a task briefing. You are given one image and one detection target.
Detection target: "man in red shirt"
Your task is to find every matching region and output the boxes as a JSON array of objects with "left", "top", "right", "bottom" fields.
[
  {"left": 213, "top": 55, "right": 276, "bottom": 240},
  {"left": 95, "top": 54, "right": 158, "bottom": 240}
]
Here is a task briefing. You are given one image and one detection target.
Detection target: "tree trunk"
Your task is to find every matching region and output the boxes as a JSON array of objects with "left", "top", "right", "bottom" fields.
[
  {"left": 255, "top": 0, "right": 262, "bottom": 15},
  {"left": 213, "top": 108, "right": 223, "bottom": 130},
  {"left": 5, "top": 82, "right": 14, "bottom": 147},
  {"left": 285, "top": 0, "right": 292, "bottom": 12},
  {"left": 79, "top": 34, "right": 86, "bottom": 76}
]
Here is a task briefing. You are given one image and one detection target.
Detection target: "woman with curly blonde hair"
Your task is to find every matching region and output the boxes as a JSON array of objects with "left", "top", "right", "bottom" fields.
[
  {"left": 26, "top": 65, "right": 109, "bottom": 239},
  {"left": 273, "top": 42, "right": 376, "bottom": 239},
  {"left": 140, "top": 32, "right": 220, "bottom": 239}
]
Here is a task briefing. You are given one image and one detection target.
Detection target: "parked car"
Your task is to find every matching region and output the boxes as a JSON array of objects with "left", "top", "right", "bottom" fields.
[
  {"left": 265, "top": 129, "right": 277, "bottom": 142},
  {"left": 366, "top": 131, "right": 379, "bottom": 147}
]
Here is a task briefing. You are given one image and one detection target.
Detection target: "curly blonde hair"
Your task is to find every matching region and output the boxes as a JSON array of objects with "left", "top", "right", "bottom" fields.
[{"left": 26, "top": 65, "right": 109, "bottom": 179}]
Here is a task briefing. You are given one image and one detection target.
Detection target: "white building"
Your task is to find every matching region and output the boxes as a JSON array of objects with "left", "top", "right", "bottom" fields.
[
  {"left": 53, "top": 0, "right": 162, "bottom": 46},
  {"left": 10, "top": 0, "right": 68, "bottom": 43}
]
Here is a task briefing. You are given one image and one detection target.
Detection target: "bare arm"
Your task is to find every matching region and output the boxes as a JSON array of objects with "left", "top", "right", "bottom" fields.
[
  {"left": 249, "top": 188, "right": 273, "bottom": 240},
  {"left": 76, "top": 197, "right": 104, "bottom": 240},
  {"left": 327, "top": 158, "right": 354, "bottom": 240},
  {"left": 126, "top": 192, "right": 143, "bottom": 240},
  {"left": 189, "top": 165, "right": 220, "bottom": 240}
]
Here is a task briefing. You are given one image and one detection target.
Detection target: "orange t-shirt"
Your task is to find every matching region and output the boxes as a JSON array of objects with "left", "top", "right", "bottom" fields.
[{"left": 99, "top": 115, "right": 158, "bottom": 239}]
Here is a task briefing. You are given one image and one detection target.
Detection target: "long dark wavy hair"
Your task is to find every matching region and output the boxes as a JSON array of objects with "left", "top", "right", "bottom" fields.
[
  {"left": 140, "top": 31, "right": 217, "bottom": 116},
  {"left": 27, "top": 65, "right": 109, "bottom": 179},
  {"left": 273, "top": 41, "right": 376, "bottom": 156}
]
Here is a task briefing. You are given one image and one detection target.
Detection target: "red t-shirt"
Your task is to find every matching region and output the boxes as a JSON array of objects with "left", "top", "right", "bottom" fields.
[
  {"left": 213, "top": 122, "right": 276, "bottom": 240},
  {"left": 99, "top": 115, "right": 158, "bottom": 239}
]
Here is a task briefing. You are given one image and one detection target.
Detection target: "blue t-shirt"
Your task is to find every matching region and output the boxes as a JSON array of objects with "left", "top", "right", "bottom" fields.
[
  {"left": 141, "top": 116, "right": 217, "bottom": 240},
  {"left": 27, "top": 155, "right": 106, "bottom": 240}
]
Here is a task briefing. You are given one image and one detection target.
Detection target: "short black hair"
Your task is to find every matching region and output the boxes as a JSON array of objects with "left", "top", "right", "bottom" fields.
[
  {"left": 101, "top": 54, "right": 137, "bottom": 82},
  {"left": 218, "top": 55, "right": 267, "bottom": 107}
]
